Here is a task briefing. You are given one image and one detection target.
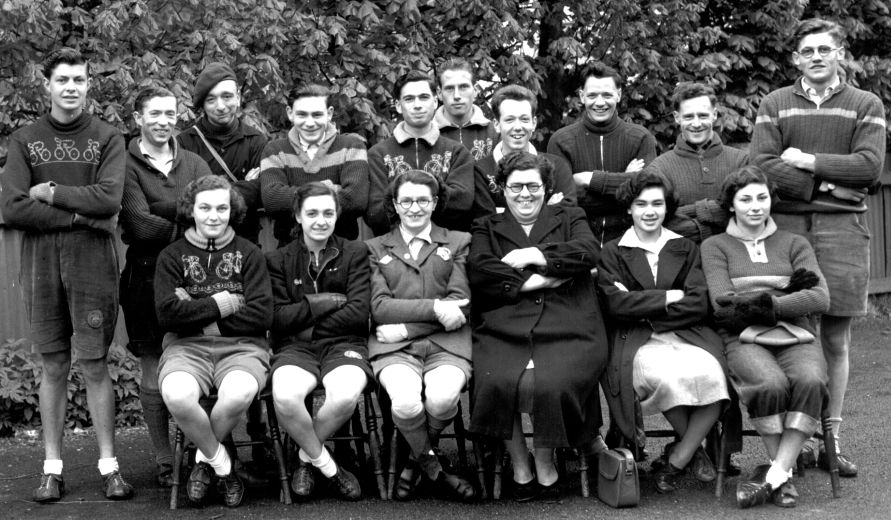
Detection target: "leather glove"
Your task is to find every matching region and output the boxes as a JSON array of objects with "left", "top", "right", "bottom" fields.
[
  {"left": 305, "top": 292, "right": 348, "bottom": 317},
  {"left": 714, "top": 293, "right": 776, "bottom": 333},
  {"left": 783, "top": 268, "right": 820, "bottom": 293},
  {"left": 72, "top": 213, "right": 118, "bottom": 234},
  {"left": 149, "top": 201, "right": 179, "bottom": 221},
  {"left": 29, "top": 182, "right": 55, "bottom": 204}
]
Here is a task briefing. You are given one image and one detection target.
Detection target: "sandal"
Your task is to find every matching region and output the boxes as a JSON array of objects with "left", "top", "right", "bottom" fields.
[{"left": 394, "top": 462, "right": 422, "bottom": 501}]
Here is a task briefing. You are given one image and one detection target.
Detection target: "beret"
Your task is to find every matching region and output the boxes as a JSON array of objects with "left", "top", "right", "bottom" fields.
[{"left": 193, "top": 62, "right": 237, "bottom": 108}]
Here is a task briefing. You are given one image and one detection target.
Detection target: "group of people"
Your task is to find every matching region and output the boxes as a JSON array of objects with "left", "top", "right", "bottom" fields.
[{"left": 1, "top": 16, "right": 884, "bottom": 511}]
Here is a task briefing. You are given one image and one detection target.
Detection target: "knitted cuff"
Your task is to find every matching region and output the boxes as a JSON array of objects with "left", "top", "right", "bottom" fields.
[{"left": 211, "top": 292, "right": 236, "bottom": 317}]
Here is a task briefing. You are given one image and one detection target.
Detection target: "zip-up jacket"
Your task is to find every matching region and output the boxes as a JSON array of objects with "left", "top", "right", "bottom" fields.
[{"left": 434, "top": 105, "right": 497, "bottom": 161}]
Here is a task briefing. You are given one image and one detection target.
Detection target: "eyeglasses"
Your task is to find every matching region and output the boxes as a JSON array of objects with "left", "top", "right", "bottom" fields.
[
  {"left": 505, "top": 183, "right": 543, "bottom": 194},
  {"left": 396, "top": 198, "right": 434, "bottom": 209},
  {"left": 797, "top": 46, "right": 841, "bottom": 59}
]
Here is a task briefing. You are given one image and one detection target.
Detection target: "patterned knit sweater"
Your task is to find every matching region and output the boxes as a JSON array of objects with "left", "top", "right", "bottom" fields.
[
  {"left": 701, "top": 218, "right": 829, "bottom": 333},
  {"left": 366, "top": 122, "right": 474, "bottom": 234},
  {"left": 434, "top": 105, "right": 497, "bottom": 161},
  {"left": 154, "top": 227, "right": 273, "bottom": 339},
  {"left": 1, "top": 112, "right": 125, "bottom": 231},
  {"left": 120, "top": 137, "right": 211, "bottom": 254},
  {"left": 260, "top": 124, "right": 369, "bottom": 242},
  {"left": 751, "top": 79, "right": 886, "bottom": 214},
  {"left": 650, "top": 134, "right": 748, "bottom": 242}
]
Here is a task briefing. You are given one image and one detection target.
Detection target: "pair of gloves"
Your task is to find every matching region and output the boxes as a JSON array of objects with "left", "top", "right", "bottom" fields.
[{"left": 713, "top": 268, "right": 819, "bottom": 332}]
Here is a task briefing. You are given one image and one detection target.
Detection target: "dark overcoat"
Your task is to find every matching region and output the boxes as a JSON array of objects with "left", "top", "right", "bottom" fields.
[
  {"left": 468, "top": 205, "right": 607, "bottom": 448},
  {"left": 597, "top": 235, "right": 727, "bottom": 444}
]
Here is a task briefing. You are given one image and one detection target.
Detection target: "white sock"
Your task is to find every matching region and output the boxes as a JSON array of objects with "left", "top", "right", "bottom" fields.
[
  {"left": 309, "top": 447, "right": 337, "bottom": 478},
  {"left": 765, "top": 461, "right": 791, "bottom": 489},
  {"left": 197, "top": 443, "right": 232, "bottom": 476},
  {"left": 43, "top": 459, "right": 63, "bottom": 476},
  {"left": 97, "top": 457, "right": 119, "bottom": 476},
  {"left": 298, "top": 448, "right": 312, "bottom": 464}
]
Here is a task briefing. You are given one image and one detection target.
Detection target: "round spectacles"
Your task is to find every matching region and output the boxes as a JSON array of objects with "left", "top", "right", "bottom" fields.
[
  {"left": 797, "top": 46, "right": 841, "bottom": 59},
  {"left": 396, "top": 198, "right": 434, "bottom": 209},
  {"left": 505, "top": 183, "right": 543, "bottom": 194}
]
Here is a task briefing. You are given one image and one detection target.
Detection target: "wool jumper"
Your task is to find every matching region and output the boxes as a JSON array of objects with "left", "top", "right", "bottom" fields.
[
  {"left": 2, "top": 112, "right": 125, "bottom": 230},
  {"left": 547, "top": 113, "right": 656, "bottom": 244},
  {"left": 649, "top": 134, "right": 748, "bottom": 242},
  {"left": 366, "top": 123, "right": 474, "bottom": 234},
  {"left": 260, "top": 124, "right": 369, "bottom": 242},
  {"left": 751, "top": 79, "right": 885, "bottom": 214}
]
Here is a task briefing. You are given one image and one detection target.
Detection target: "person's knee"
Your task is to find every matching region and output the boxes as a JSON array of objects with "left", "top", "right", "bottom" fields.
[
  {"left": 40, "top": 352, "right": 72, "bottom": 381},
  {"left": 160, "top": 373, "right": 201, "bottom": 412},
  {"left": 424, "top": 386, "right": 460, "bottom": 419},
  {"left": 325, "top": 386, "right": 362, "bottom": 418},
  {"left": 272, "top": 382, "right": 311, "bottom": 415},
  {"left": 390, "top": 394, "right": 424, "bottom": 420},
  {"left": 217, "top": 372, "right": 259, "bottom": 413},
  {"left": 78, "top": 357, "right": 111, "bottom": 384}
]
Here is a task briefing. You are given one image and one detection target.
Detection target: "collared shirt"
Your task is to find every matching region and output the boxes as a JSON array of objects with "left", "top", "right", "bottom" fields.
[
  {"left": 139, "top": 139, "right": 174, "bottom": 176},
  {"left": 726, "top": 216, "right": 778, "bottom": 264},
  {"left": 492, "top": 141, "right": 537, "bottom": 164},
  {"left": 399, "top": 223, "right": 433, "bottom": 260},
  {"left": 617, "top": 226, "right": 682, "bottom": 282},
  {"left": 801, "top": 75, "right": 841, "bottom": 107},
  {"left": 298, "top": 130, "right": 326, "bottom": 160}
]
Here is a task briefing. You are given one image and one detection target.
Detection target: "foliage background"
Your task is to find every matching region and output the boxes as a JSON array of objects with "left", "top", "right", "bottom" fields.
[{"left": 1, "top": 0, "right": 889, "bottom": 155}]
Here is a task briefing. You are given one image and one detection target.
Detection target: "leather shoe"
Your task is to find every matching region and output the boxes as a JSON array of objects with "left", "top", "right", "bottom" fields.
[
  {"left": 432, "top": 470, "right": 477, "bottom": 502},
  {"left": 33, "top": 473, "right": 64, "bottom": 503},
  {"left": 654, "top": 461, "right": 684, "bottom": 494},
  {"left": 771, "top": 481, "right": 798, "bottom": 508},
  {"left": 690, "top": 446, "right": 717, "bottom": 483},
  {"left": 537, "top": 479, "right": 561, "bottom": 503},
  {"left": 511, "top": 478, "right": 539, "bottom": 502},
  {"left": 819, "top": 448, "right": 858, "bottom": 478},
  {"left": 796, "top": 440, "right": 818, "bottom": 471},
  {"left": 291, "top": 460, "right": 315, "bottom": 497},
  {"left": 735, "top": 465, "right": 772, "bottom": 509},
  {"left": 394, "top": 462, "right": 421, "bottom": 501},
  {"left": 329, "top": 466, "right": 362, "bottom": 501},
  {"left": 215, "top": 471, "right": 245, "bottom": 507},
  {"left": 187, "top": 461, "right": 213, "bottom": 504},
  {"left": 102, "top": 470, "right": 134, "bottom": 500}
]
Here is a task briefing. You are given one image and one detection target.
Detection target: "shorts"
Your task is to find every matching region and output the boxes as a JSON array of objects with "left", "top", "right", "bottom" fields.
[
  {"left": 158, "top": 336, "right": 270, "bottom": 397},
  {"left": 271, "top": 338, "right": 373, "bottom": 383},
  {"left": 371, "top": 338, "right": 472, "bottom": 383},
  {"left": 120, "top": 254, "right": 162, "bottom": 357},
  {"left": 22, "top": 230, "right": 119, "bottom": 360},
  {"left": 773, "top": 212, "right": 870, "bottom": 317}
]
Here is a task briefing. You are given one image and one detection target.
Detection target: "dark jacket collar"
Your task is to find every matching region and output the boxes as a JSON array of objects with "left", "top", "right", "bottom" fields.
[
  {"left": 488, "top": 204, "right": 562, "bottom": 247},
  {"left": 617, "top": 238, "right": 689, "bottom": 290}
]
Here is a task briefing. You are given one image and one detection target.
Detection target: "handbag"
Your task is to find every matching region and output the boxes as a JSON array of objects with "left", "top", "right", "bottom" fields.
[
  {"left": 739, "top": 321, "right": 815, "bottom": 346},
  {"left": 597, "top": 447, "right": 639, "bottom": 508}
]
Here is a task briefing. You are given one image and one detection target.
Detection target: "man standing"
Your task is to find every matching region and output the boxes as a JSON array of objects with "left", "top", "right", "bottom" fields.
[
  {"left": 548, "top": 62, "right": 656, "bottom": 246},
  {"left": 752, "top": 18, "right": 886, "bottom": 477},
  {"left": 366, "top": 70, "right": 474, "bottom": 235},
  {"left": 260, "top": 84, "right": 369, "bottom": 244},
  {"left": 650, "top": 82, "right": 748, "bottom": 243},
  {"left": 434, "top": 58, "right": 497, "bottom": 161},
  {"left": 178, "top": 62, "right": 268, "bottom": 243},
  {"left": 119, "top": 86, "right": 212, "bottom": 487},
  {"left": 0, "top": 48, "right": 133, "bottom": 502},
  {"left": 472, "top": 84, "right": 576, "bottom": 219}
]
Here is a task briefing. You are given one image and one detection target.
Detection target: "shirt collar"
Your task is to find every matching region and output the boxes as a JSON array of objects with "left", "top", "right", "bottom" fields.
[
  {"left": 617, "top": 226, "right": 681, "bottom": 255},
  {"left": 493, "top": 141, "right": 536, "bottom": 163},
  {"left": 393, "top": 121, "right": 440, "bottom": 145},
  {"left": 726, "top": 216, "right": 778, "bottom": 242},
  {"left": 138, "top": 138, "right": 175, "bottom": 172},
  {"left": 399, "top": 223, "right": 433, "bottom": 245},
  {"left": 801, "top": 75, "right": 841, "bottom": 98},
  {"left": 433, "top": 105, "right": 491, "bottom": 129}
]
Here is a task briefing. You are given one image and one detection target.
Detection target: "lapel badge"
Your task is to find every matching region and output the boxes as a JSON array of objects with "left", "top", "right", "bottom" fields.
[{"left": 435, "top": 247, "right": 451, "bottom": 261}]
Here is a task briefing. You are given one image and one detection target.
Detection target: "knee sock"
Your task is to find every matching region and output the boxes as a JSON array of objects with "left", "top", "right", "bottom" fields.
[
  {"left": 43, "top": 459, "right": 63, "bottom": 476},
  {"left": 426, "top": 412, "right": 454, "bottom": 446},
  {"left": 140, "top": 388, "right": 172, "bottom": 466},
  {"left": 300, "top": 447, "right": 337, "bottom": 478},
  {"left": 392, "top": 412, "right": 439, "bottom": 478},
  {"left": 98, "top": 457, "right": 119, "bottom": 476},
  {"left": 827, "top": 417, "right": 843, "bottom": 450},
  {"left": 197, "top": 443, "right": 232, "bottom": 476}
]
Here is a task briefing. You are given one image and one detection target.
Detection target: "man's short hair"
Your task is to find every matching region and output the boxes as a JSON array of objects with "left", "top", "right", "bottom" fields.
[
  {"left": 793, "top": 18, "right": 846, "bottom": 48},
  {"left": 579, "top": 61, "right": 623, "bottom": 89},
  {"left": 490, "top": 85, "right": 537, "bottom": 120},
  {"left": 133, "top": 86, "right": 176, "bottom": 113},
  {"left": 42, "top": 48, "right": 88, "bottom": 79},
  {"left": 671, "top": 82, "right": 717, "bottom": 111},
  {"left": 393, "top": 70, "right": 436, "bottom": 100},
  {"left": 288, "top": 84, "right": 331, "bottom": 107},
  {"left": 437, "top": 57, "right": 474, "bottom": 85}
]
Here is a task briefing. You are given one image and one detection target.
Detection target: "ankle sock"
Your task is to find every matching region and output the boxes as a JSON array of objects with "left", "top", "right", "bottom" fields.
[
  {"left": 43, "top": 459, "right": 63, "bottom": 476},
  {"left": 198, "top": 443, "right": 232, "bottom": 476},
  {"left": 302, "top": 447, "right": 337, "bottom": 478},
  {"left": 98, "top": 457, "right": 119, "bottom": 476},
  {"left": 765, "top": 461, "right": 792, "bottom": 489}
]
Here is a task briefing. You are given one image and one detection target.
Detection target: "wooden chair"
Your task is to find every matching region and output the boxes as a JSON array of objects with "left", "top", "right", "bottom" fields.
[{"left": 169, "top": 387, "right": 291, "bottom": 509}]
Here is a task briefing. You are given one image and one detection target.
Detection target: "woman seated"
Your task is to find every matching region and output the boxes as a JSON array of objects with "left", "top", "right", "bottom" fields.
[
  {"left": 468, "top": 152, "right": 607, "bottom": 502},
  {"left": 597, "top": 171, "right": 728, "bottom": 493},
  {"left": 154, "top": 176, "right": 273, "bottom": 508},
  {"left": 366, "top": 170, "right": 477, "bottom": 502},
  {"left": 266, "top": 182, "right": 371, "bottom": 501},
  {"left": 701, "top": 165, "right": 829, "bottom": 509}
]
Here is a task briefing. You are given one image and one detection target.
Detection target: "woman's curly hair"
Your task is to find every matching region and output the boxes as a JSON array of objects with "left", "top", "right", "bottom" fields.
[
  {"left": 615, "top": 169, "right": 679, "bottom": 218},
  {"left": 176, "top": 175, "right": 246, "bottom": 226}
]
